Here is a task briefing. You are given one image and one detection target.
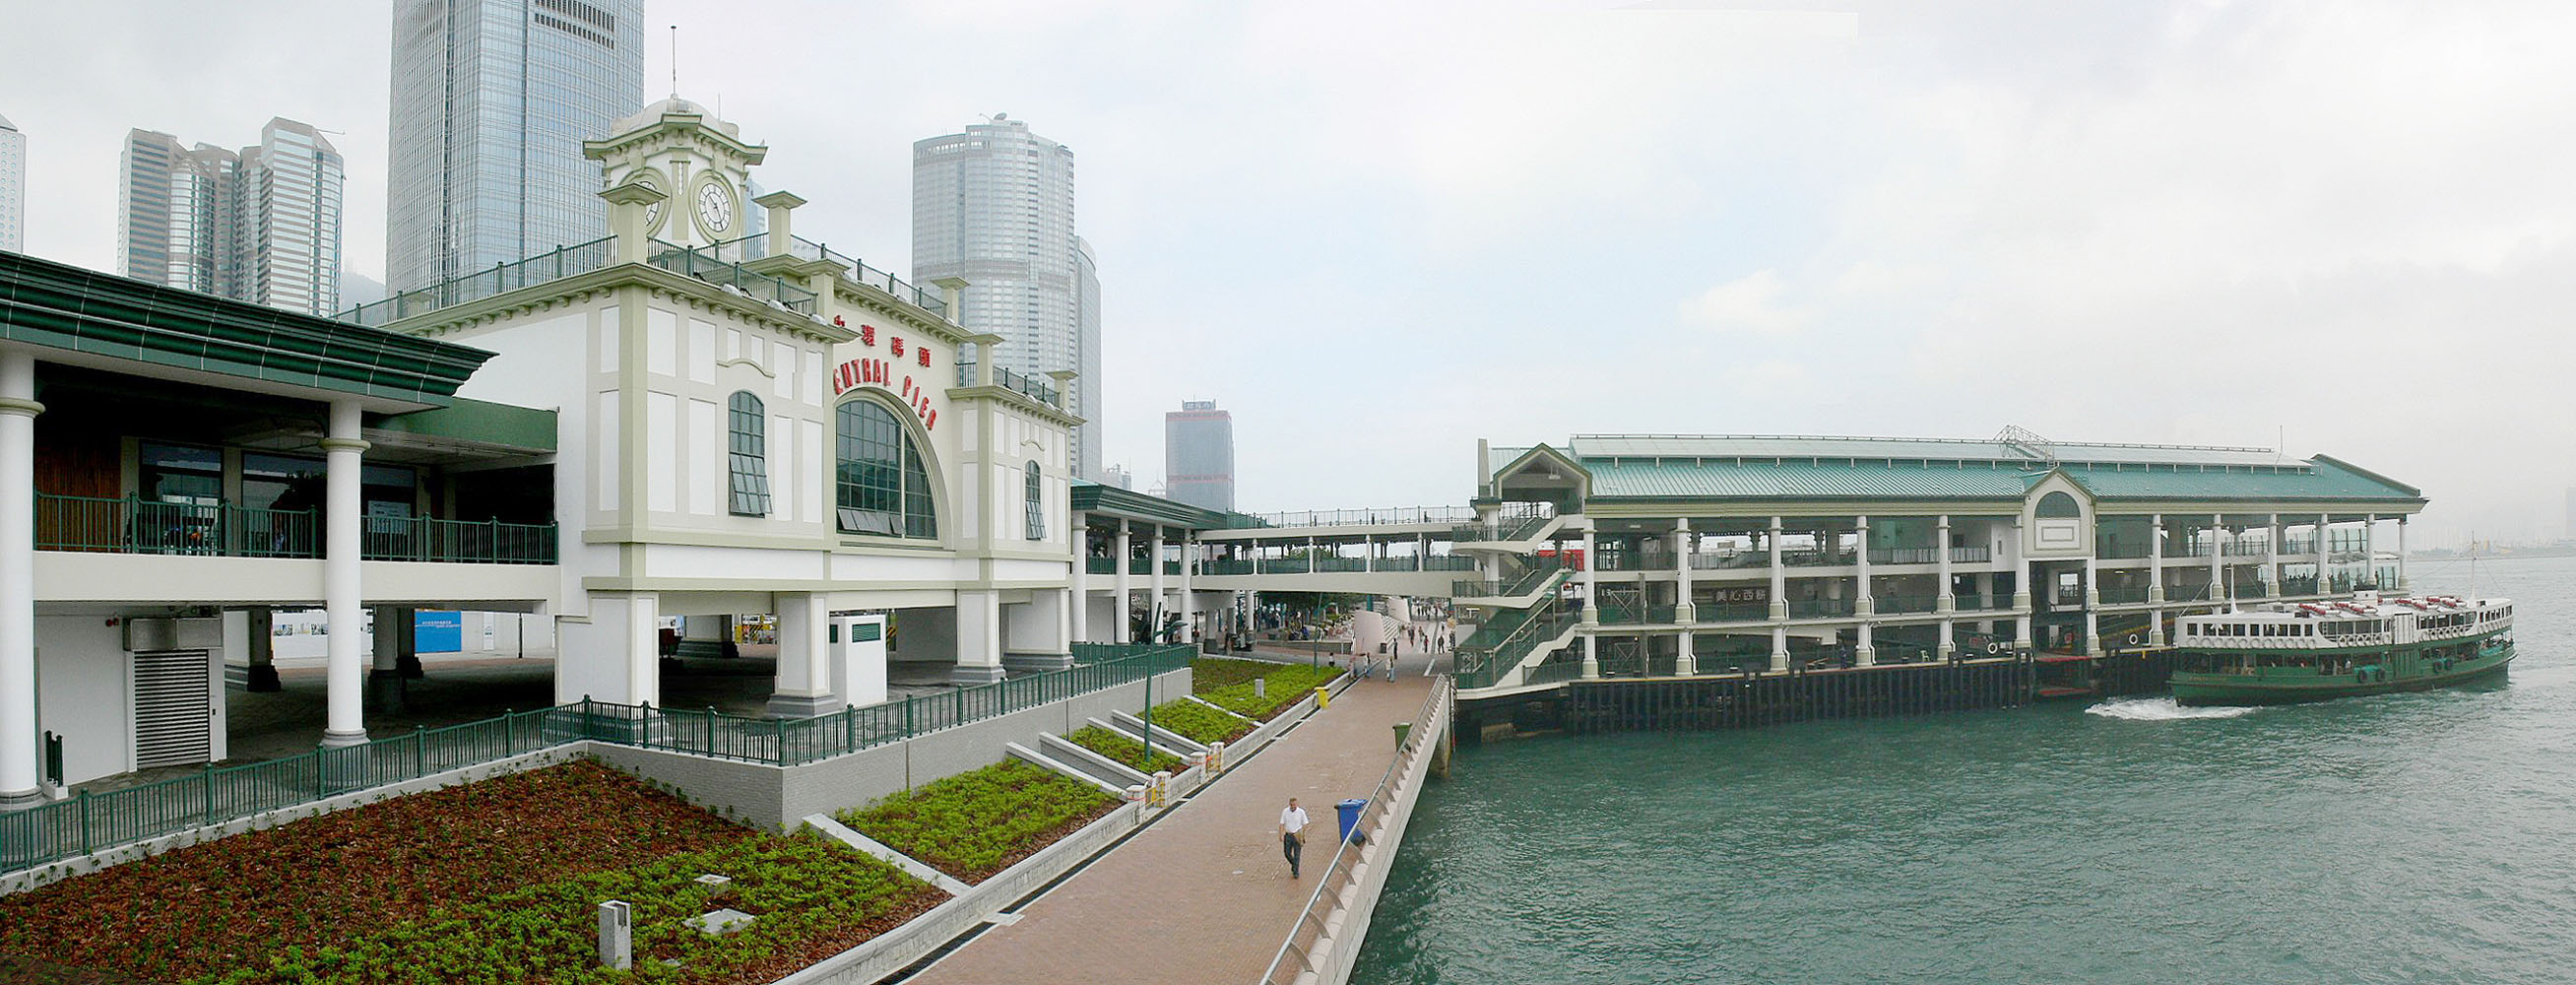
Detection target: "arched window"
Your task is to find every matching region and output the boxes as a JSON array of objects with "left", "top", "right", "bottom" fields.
[
  {"left": 1024, "top": 462, "right": 1045, "bottom": 541},
  {"left": 835, "top": 398, "right": 936, "bottom": 539},
  {"left": 728, "top": 391, "right": 770, "bottom": 517},
  {"left": 2035, "top": 491, "right": 2081, "bottom": 518}
]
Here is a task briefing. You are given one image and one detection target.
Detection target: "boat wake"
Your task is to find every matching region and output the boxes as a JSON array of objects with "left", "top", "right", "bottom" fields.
[{"left": 2084, "top": 696, "right": 2260, "bottom": 721}]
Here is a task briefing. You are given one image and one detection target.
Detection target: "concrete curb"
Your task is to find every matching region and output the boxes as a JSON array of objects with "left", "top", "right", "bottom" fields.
[{"left": 801, "top": 814, "right": 973, "bottom": 896}]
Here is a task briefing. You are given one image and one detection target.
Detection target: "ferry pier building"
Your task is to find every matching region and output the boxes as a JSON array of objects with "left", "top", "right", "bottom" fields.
[{"left": 1452, "top": 433, "right": 2426, "bottom": 696}]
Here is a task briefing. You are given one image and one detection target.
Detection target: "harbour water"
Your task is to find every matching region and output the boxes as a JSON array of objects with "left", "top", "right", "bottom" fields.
[{"left": 1355, "top": 556, "right": 2575, "bottom": 984}]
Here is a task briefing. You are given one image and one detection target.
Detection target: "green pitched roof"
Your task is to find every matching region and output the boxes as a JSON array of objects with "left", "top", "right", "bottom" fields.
[
  {"left": 1583, "top": 456, "right": 2421, "bottom": 504},
  {"left": 1070, "top": 479, "right": 1234, "bottom": 529},
  {"left": 0, "top": 250, "right": 491, "bottom": 407}
]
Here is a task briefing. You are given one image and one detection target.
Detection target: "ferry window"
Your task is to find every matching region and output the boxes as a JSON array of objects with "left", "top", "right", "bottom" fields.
[{"left": 728, "top": 391, "right": 771, "bottom": 517}]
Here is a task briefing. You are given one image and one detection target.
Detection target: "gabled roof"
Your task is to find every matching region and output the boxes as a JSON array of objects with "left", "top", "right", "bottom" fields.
[{"left": 1071, "top": 479, "right": 1234, "bottom": 530}]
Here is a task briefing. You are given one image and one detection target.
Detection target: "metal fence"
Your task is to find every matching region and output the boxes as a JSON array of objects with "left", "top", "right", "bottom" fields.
[
  {"left": 0, "top": 644, "right": 1194, "bottom": 874},
  {"left": 337, "top": 237, "right": 617, "bottom": 327}
]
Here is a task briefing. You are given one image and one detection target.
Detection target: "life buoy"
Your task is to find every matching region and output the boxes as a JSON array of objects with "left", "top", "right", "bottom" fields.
[
  {"left": 2127, "top": 633, "right": 2141, "bottom": 646},
  {"left": 1985, "top": 641, "right": 2001, "bottom": 655}
]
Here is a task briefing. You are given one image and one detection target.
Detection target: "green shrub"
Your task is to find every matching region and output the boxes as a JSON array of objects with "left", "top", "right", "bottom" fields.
[
  {"left": 1063, "top": 725, "right": 1186, "bottom": 774},
  {"left": 209, "top": 831, "right": 936, "bottom": 984},
  {"left": 1191, "top": 656, "right": 1293, "bottom": 692},
  {"left": 1145, "top": 699, "right": 1255, "bottom": 745},
  {"left": 1201, "top": 663, "right": 1342, "bottom": 720},
  {"left": 836, "top": 760, "right": 1117, "bottom": 883}
]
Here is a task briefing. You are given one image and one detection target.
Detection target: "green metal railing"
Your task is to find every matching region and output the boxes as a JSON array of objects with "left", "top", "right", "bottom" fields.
[
  {"left": 1787, "top": 598, "right": 1856, "bottom": 619},
  {"left": 37, "top": 493, "right": 320, "bottom": 558},
  {"left": 1874, "top": 594, "right": 1940, "bottom": 615},
  {"left": 1423, "top": 556, "right": 1477, "bottom": 571},
  {"left": 648, "top": 241, "right": 819, "bottom": 314},
  {"left": 1202, "top": 558, "right": 1256, "bottom": 575},
  {"left": 952, "top": 362, "right": 1063, "bottom": 407},
  {"left": 0, "top": 644, "right": 1193, "bottom": 874},
  {"left": 337, "top": 238, "right": 617, "bottom": 327},
  {"left": 2097, "top": 585, "right": 2152, "bottom": 605},
  {"left": 1086, "top": 557, "right": 1118, "bottom": 574},
  {"left": 360, "top": 517, "right": 558, "bottom": 564},
  {"left": 1700, "top": 602, "right": 1771, "bottom": 623}
]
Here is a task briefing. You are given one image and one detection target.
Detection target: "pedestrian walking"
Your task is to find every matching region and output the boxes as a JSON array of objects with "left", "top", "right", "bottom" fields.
[{"left": 1279, "top": 797, "right": 1311, "bottom": 878}]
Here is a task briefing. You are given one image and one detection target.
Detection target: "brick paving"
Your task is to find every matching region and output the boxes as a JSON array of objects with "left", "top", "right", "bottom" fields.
[{"left": 904, "top": 649, "right": 1444, "bottom": 985}]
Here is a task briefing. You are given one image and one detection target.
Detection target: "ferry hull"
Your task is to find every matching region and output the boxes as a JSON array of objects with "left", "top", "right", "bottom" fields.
[{"left": 2170, "top": 647, "right": 2513, "bottom": 706}]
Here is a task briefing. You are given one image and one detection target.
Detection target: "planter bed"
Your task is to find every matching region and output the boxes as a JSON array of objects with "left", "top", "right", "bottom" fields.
[
  {"left": 1200, "top": 663, "right": 1342, "bottom": 721},
  {"left": 834, "top": 760, "right": 1120, "bottom": 884},
  {"left": 1190, "top": 656, "right": 1294, "bottom": 691},
  {"left": 1146, "top": 699, "right": 1256, "bottom": 746},
  {"left": 1063, "top": 725, "right": 1186, "bottom": 775},
  {"left": 0, "top": 759, "right": 940, "bottom": 984}
]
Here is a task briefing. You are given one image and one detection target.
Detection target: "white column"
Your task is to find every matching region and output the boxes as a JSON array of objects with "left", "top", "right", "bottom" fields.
[
  {"left": 1149, "top": 529, "right": 1168, "bottom": 640},
  {"left": 1853, "top": 516, "right": 1873, "bottom": 616},
  {"left": 2315, "top": 513, "right": 2331, "bottom": 595},
  {"left": 1178, "top": 533, "right": 1196, "bottom": 644},
  {"left": 0, "top": 351, "right": 38, "bottom": 808},
  {"left": 2008, "top": 515, "right": 2029, "bottom": 650},
  {"left": 2147, "top": 515, "right": 2167, "bottom": 645},
  {"left": 952, "top": 590, "right": 1005, "bottom": 684},
  {"left": 1767, "top": 516, "right": 1786, "bottom": 620},
  {"left": 767, "top": 592, "right": 836, "bottom": 717},
  {"left": 1070, "top": 512, "right": 1090, "bottom": 645},
  {"left": 2208, "top": 513, "right": 2224, "bottom": 603},
  {"left": 321, "top": 400, "right": 370, "bottom": 748},
  {"left": 1935, "top": 515, "right": 1955, "bottom": 613},
  {"left": 2361, "top": 513, "right": 2378, "bottom": 590},
  {"left": 1114, "top": 520, "right": 1132, "bottom": 644},
  {"left": 1770, "top": 624, "right": 1788, "bottom": 673},
  {"left": 1578, "top": 521, "right": 1599, "bottom": 677},
  {"left": 1673, "top": 520, "right": 1695, "bottom": 675},
  {"left": 368, "top": 605, "right": 405, "bottom": 713},
  {"left": 2264, "top": 513, "right": 2283, "bottom": 597}
]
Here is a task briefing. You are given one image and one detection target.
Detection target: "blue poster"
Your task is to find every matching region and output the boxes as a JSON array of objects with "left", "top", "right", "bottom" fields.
[{"left": 414, "top": 610, "right": 464, "bottom": 653}]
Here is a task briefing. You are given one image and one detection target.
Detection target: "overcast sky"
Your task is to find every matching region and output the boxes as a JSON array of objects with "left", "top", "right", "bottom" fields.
[{"left": 4, "top": 1, "right": 2570, "bottom": 545}]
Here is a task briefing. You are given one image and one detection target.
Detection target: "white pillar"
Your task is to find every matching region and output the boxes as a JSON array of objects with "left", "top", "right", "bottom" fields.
[
  {"left": 1770, "top": 624, "right": 1788, "bottom": 673},
  {"left": 2081, "top": 556, "right": 2100, "bottom": 656},
  {"left": 1178, "top": 533, "right": 1196, "bottom": 645},
  {"left": 1767, "top": 516, "right": 1786, "bottom": 620},
  {"left": 2315, "top": 513, "right": 2331, "bottom": 595},
  {"left": 2208, "top": 513, "right": 2224, "bottom": 603},
  {"left": 1114, "top": 520, "right": 1132, "bottom": 644},
  {"left": 1935, "top": 515, "right": 1954, "bottom": 613},
  {"left": 1673, "top": 520, "right": 1695, "bottom": 675},
  {"left": 2149, "top": 514, "right": 2166, "bottom": 603},
  {"left": 953, "top": 589, "right": 1005, "bottom": 685},
  {"left": 2007, "top": 515, "right": 2030, "bottom": 610},
  {"left": 1070, "top": 513, "right": 1090, "bottom": 645},
  {"left": 2264, "top": 513, "right": 2282, "bottom": 597},
  {"left": 766, "top": 592, "right": 834, "bottom": 717},
  {"left": 321, "top": 400, "right": 370, "bottom": 748},
  {"left": 368, "top": 605, "right": 405, "bottom": 713},
  {"left": 1149, "top": 529, "right": 1168, "bottom": 640},
  {"left": 2361, "top": 513, "right": 2378, "bottom": 590},
  {"left": 1853, "top": 515, "right": 1873, "bottom": 616},
  {"left": 0, "top": 351, "right": 38, "bottom": 807},
  {"left": 1579, "top": 523, "right": 1598, "bottom": 625}
]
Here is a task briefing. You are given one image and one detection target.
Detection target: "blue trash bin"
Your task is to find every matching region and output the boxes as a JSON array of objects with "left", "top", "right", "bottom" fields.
[{"left": 1336, "top": 798, "right": 1369, "bottom": 843}]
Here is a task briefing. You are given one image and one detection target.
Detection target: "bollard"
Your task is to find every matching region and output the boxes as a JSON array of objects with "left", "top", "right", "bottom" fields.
[
  {"left": 1124, "top": 783, "right": 1147, "bottom": 804},
  {"left": 598, "top": 900, "right": 632, "bottom": 970},
  {"left": 1151, "top": 770, "right": 1172, "bottom": 809},
  {"left": 1255, "top": 678, "right": 1267, "bottom": 698},
  {"left": 1207, "top": 741, "right": 1226, "bottom": 773},
  {"left": 1315, "top": 685, "right": 1331, "bottom": 710}
]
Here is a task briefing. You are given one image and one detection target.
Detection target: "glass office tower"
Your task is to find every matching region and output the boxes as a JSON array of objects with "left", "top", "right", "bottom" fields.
[
  {"left": 115, "top": 119, "right": 344, "bottom": 316},
  {"left": 385, "top": 0, "right": 644, "bottom": 294}
]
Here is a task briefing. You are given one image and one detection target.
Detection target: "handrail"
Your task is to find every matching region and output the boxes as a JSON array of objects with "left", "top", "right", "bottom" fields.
[{"left": 1257, "top": 676, "right": 1450, "bottom": 985}]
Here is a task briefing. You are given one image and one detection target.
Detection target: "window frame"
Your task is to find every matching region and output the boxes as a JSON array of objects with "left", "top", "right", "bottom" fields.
[
  {"left": 1024, "top": 461, "right": 1044, "bottom": 541},
  {"left": 727, "top": 390, "right": 771, "bottom": 517}
]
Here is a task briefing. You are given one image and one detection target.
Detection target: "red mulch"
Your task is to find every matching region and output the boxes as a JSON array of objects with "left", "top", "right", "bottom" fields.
[{"left": 0, "top": 760, "right": 748, "bottom": 983}]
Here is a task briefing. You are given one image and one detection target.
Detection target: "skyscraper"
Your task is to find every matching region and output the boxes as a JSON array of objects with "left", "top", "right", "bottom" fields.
[
  {"left": 115, "top": 119, "right": 345, "bottom": 316},
  {"left": 913, "top": 114, "right": 1101, "bottom": 480},
  {"left": 0, "top": 113, "right": 23, "bottom": 252},
  {"left": 385, "top": 0, "right": 644, "bottom": 294},
  {"left": 1165, "top": 400, "right": 1235, "bottom": 512}
]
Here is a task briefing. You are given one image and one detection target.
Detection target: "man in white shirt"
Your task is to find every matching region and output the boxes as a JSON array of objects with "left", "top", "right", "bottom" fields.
[{"left": 1278, "top": 797, "right": 1311, "bottom": 878}]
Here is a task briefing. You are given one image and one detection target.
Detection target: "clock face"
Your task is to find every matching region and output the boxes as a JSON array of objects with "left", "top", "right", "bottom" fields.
[
  {"left": 696, "top": 181, "right": 733, "bottom": 234},
  {"left": 635, "top": 173, "right": 667, "bottom": 232}
]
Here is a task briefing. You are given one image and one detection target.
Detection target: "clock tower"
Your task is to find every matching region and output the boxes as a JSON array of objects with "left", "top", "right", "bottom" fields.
[{"left": 583, "top": 95, "right": 767, "bottom": 250}]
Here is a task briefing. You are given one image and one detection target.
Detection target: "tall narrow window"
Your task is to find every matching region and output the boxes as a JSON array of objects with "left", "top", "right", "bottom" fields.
[
  {"left": 728, "top": 391, "right": 771, "bottom": 516},
  {"left": 835, "top": 398, "right": 937, "bottom": 539},
  {"left": 1025, "top": 462, "right": 1045, "bottom": 540}
]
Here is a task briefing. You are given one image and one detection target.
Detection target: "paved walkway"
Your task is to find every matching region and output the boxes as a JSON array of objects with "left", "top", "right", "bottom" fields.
[{"left": 906, "top": 650, "right": 1444, "bottom": 985}]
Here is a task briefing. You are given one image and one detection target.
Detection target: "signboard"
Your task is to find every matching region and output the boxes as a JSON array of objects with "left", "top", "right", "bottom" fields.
[
  {"left": 828, "top": 320, "right": 940, "bottom": 431},
  {"left": 414, "top": 610, "right": 464, "bottom": 653}
]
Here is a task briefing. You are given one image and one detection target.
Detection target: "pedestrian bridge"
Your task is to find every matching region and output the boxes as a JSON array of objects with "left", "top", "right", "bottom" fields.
[{"left": 1079, "top": 505, "right": 1498, "bottom": 598}]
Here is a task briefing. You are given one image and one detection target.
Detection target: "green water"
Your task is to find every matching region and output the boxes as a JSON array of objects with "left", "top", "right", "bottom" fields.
[{"left": 1355, "top": 557, "right": 2576, "bottom": 985}]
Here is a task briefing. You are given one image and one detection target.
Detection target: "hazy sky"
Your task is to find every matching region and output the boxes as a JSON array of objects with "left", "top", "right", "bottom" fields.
[{"left": 4, "top": 1, "right": 2570, "bottom": 544}]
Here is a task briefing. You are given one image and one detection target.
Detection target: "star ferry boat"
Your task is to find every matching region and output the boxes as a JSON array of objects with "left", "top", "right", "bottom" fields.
[{"left": 2168, "top": 592, "right": 2515, "bottom": 705}]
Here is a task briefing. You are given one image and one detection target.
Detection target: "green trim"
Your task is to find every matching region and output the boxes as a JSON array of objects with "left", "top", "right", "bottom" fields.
[
  {"left": 0, "top": 250, "right": 490, "bottom": 406},
  {"left": 371, "top": 398, "right": 557, "bottom": 452}
]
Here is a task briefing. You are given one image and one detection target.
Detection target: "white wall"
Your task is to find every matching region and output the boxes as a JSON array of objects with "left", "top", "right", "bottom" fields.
[{"left": 34, "top": 616, "right": 134, "bottom": 785}]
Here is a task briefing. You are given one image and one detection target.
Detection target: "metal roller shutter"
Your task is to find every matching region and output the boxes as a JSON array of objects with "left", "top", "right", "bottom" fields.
[{"left": 133, "top": 649, "right": 212, "bottom": 769}]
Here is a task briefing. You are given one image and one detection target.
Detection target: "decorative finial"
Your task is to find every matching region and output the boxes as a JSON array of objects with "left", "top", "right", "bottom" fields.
[{"left": 669, "top": 25, "right": 679, "bottom": 99}]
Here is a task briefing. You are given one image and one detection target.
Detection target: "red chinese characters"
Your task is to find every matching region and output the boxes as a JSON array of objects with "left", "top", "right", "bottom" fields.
[
  {"left": 917, "top": 346, "right": 931, "bottom": 367},
  {"left": 858, "top": 324, "right": 875, "bottom": 347},
  {"left": 890, "top": 337, "right": 905, "bottom": 358}
]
